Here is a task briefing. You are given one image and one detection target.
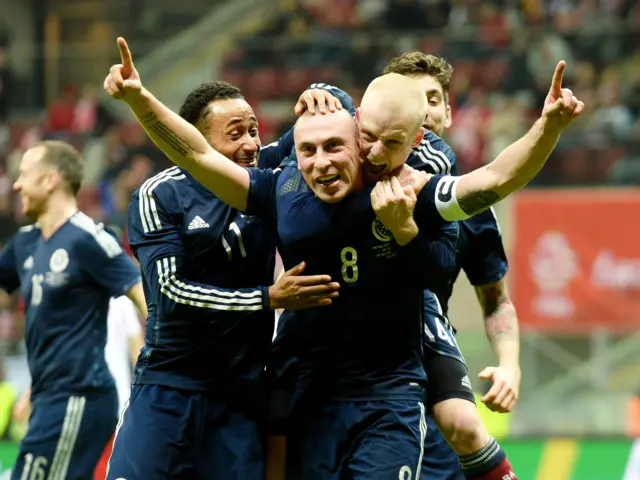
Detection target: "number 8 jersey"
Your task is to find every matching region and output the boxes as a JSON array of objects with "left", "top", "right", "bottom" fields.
[{"left": 247, "top": 162, "right": 458, "bottom": 402}]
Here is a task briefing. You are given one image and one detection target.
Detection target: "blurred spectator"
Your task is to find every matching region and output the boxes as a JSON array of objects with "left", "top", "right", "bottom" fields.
[
  {"left": 45, "top": 83, "right": 78, "bottom": 136},
  {"left": 0, "top": 47, "right": 11, "bottom": 123}
]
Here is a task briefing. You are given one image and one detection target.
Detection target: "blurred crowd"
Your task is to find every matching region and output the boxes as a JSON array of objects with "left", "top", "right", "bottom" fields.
[
  {"left": 0, "top": 0, "right": 638, "bottom": 349},
  {"left": 224, "top": 0, "right": 640, "bottom": 182}
]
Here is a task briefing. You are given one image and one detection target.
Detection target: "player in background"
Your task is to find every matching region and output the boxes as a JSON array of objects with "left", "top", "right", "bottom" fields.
[
  {"left": 0, "top": 140, "right": 146, "bottom": 480},
  {"left": 383, "top": 52, "right": 520, "bottom": 480},
  {"left": 105, "top": 79, "right": 340, "bottom": 479},
  {"left": 12, "top": 294, "right": 145, "bottom": 480}
]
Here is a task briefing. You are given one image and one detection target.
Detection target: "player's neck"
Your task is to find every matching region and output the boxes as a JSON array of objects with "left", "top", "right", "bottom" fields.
[{"left": 37, "top": 195, "right": 78, "bottom": 240}]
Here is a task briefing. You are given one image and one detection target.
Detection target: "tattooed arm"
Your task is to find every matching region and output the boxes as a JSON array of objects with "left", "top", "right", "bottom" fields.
[
  {"left": 454, "top": 116, "right": 561, "bottom": 216},
  {"left": 475, "top": 277, "right": 521, "bottom": 412},
  {"left": 127, "top": 89, "right": 251, "bottom": 211},
  {"left": 475, "top": 278, "right": 519, "bottom": 367},
  {"left": 440, "top": 61, "right": 584, "bottom": 219}
]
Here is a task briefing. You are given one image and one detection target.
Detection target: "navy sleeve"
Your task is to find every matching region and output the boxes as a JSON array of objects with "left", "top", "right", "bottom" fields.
[
  {"left": 72, "top": 220, "right": 142, "bottom": 298},
  {"left": 307, "top": 83, "right": 356, "bottom": 115},
  {"left": 0, "top": 237, "right": 20, "bottom": 294},
  {"left": 400, "top": 214, "right": 458, "bottom": 293},
  {"left": 407, "top": 130, "right": 458, "bottom": 176},
  {"left": 460, "top": 209, "right": 508, "bottom": 286},
  {"left": 246, "top": 167, "right": 280, "bottom": 222},
  {"left": 128, "top": 186, "right": 270, "bottom": 316},
  {"left": 259, "top": 127, "right": 295, "bottom": 170}
]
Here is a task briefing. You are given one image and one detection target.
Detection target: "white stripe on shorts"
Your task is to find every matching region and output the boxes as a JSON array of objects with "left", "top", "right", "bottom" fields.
[{"left": 48, "top": 395, "right": 86, "bottom": 480}]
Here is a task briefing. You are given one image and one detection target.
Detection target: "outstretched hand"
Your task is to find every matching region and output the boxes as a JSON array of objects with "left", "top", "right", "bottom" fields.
[
  {"left": 541, "top": 61, "right": 585, "bottom": 132},
  {"left": 103, "top": 37, "right": 142, "bottom": 103}
]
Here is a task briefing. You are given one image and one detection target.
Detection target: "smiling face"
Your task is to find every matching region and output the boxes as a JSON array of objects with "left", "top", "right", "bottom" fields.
[
  {"left": 294, "top": 109, "right": 363, "bottom": 204},
  {"left": 205, "top": 98, "right": 261, "bottom": 167},
  {"left": 13, "top": 146, "right": 51, "bottom": 218}
]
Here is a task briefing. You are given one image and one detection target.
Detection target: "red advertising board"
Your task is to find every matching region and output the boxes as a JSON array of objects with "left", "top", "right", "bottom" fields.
[{"left": 513, "top": 189, "right": 640, "bottom": 332}]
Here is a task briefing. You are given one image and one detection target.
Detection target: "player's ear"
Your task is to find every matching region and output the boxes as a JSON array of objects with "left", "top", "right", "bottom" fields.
[
  {"left": 354, "top": 109, "right": 360, "bottom": 122},
  {"left": 412, "top": 127, "right": 424, "bottom": 148},
  {"left": 444, "top": 103, "right": 453, "bottom": 129},
  {"left": 43, "top": 169, "right": 58, "bottom": 193}
]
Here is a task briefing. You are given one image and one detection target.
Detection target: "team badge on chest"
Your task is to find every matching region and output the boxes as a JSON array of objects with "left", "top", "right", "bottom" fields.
[{"left": 49, "top": 248, "right": 69, "bottom": 273}]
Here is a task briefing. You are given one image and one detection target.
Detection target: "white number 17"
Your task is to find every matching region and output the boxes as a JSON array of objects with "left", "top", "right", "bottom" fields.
[{"left": 222, "top": 222, "right": 247, "bottom": 261}]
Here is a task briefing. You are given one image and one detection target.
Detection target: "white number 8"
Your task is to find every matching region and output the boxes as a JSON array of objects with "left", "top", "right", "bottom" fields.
[
  {"left": 399, "top": 466, "right": 412, "bottom": 480},
  {"left": 340, "top": 247, "right": 358, "bottom": 283}
]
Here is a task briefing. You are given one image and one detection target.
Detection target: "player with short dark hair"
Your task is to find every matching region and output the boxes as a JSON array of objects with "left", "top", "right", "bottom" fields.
[
  {"left": 0, "top": 140, "right": 145, "bottom": 480},
  {"left": 105, "top": 75, "right": 339, "bottom": 479}
]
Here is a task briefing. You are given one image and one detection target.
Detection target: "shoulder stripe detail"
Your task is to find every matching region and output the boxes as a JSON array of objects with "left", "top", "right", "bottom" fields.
[
  {"left": 423, "top": 138, "right": 452, "bottom": 173},
  {"left": 70, "top": 212, "right": 123, "bottom": 258},
  {"left": 414, "top": 138, "right": 452, "bottom": 174},
  {"left": 156, "top": 256, "right": 263, "bottom": 311},
  {"left": 139, "top": 167, "right": 186, "bottom": 234},
  {"left": 262, "top": 140, "right": 279, "bottom": 150}
]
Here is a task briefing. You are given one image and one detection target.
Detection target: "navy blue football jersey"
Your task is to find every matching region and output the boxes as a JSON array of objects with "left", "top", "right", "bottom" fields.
[
  {"left": 313, "top": 83, "right": 508, "bottom": 314},
  {"left": 247, "top": 162, "right": 458, "bottom": 401},
  {"left": 0, "top": 213, "right": 141, "bottom": 401},
  {"left": 438, "top": 209, "right": 508, "bottom": 316},
  {"left": 259, "top": 131, "right": 295, "bottom": 170},
  {"left": 127, "top": 167, "right": 278, "bottom": 392}
]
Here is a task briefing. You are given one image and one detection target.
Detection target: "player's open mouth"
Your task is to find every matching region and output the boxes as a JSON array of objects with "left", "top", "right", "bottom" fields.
[
  {"left": 237, "top": 159, "right": 257, "bottom": 167},
  {"left": 317, "top": 174, "right": 340, "bottom": 186},
  {"left": 365, "top": 159, "right": 386, "bottom": 175}
]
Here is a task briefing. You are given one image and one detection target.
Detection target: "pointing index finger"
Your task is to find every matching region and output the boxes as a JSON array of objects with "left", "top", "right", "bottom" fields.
[
  {"left": 550, "top": 60, "right": 566, "bottom": 94},
  {"left": 117, "top": 37, "right": 134, "bottom": 74}
]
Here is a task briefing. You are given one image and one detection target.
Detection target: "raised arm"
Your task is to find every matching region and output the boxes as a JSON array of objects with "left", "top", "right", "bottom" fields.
[
  {"left": 103, "top": 37, "right": 250, "bottom": 211},
  {"left": 437, "top": 61, "right": 584, "bottom": 220}
]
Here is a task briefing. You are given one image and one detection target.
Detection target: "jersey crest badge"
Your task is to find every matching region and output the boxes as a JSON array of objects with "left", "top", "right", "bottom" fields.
[
  {"left": 50, "top": 248, "right": 69, "bottom": 273},
  {"left": 371, "top": 218, "right": 392, "bottom": 243}
]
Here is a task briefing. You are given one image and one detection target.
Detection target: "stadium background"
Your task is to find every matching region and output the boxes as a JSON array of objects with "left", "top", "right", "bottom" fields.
[{"left": 0, "top": 0, "right": 639, "bottom": 478}]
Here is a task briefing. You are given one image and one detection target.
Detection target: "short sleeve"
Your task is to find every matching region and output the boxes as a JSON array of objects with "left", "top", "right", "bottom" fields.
[
  {"left": 460, "top": 209, "right": 508, "bottom": 286},
  {"left": 74, "top": 222, "right": 141, "bottom": 298}
]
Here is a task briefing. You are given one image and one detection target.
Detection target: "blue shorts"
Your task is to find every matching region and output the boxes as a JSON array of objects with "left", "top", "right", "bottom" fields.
[
  {"left": 107, "top": 384, "right": 265, "bottom": 480},
  {"left": 268, "top": 310, "right": 299, "bottom": 435},
  {"left": 423, "top": 291, "right": 475, "bottom": 407},
  {"left": 288, "top": 399, "right": 427, "bottom": 480},
  {"left": 421, "top": 415, "right": 465, "bottom": 479},
  {"left": 12, "top": 388, "right": 117, "bottom": 480}
]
